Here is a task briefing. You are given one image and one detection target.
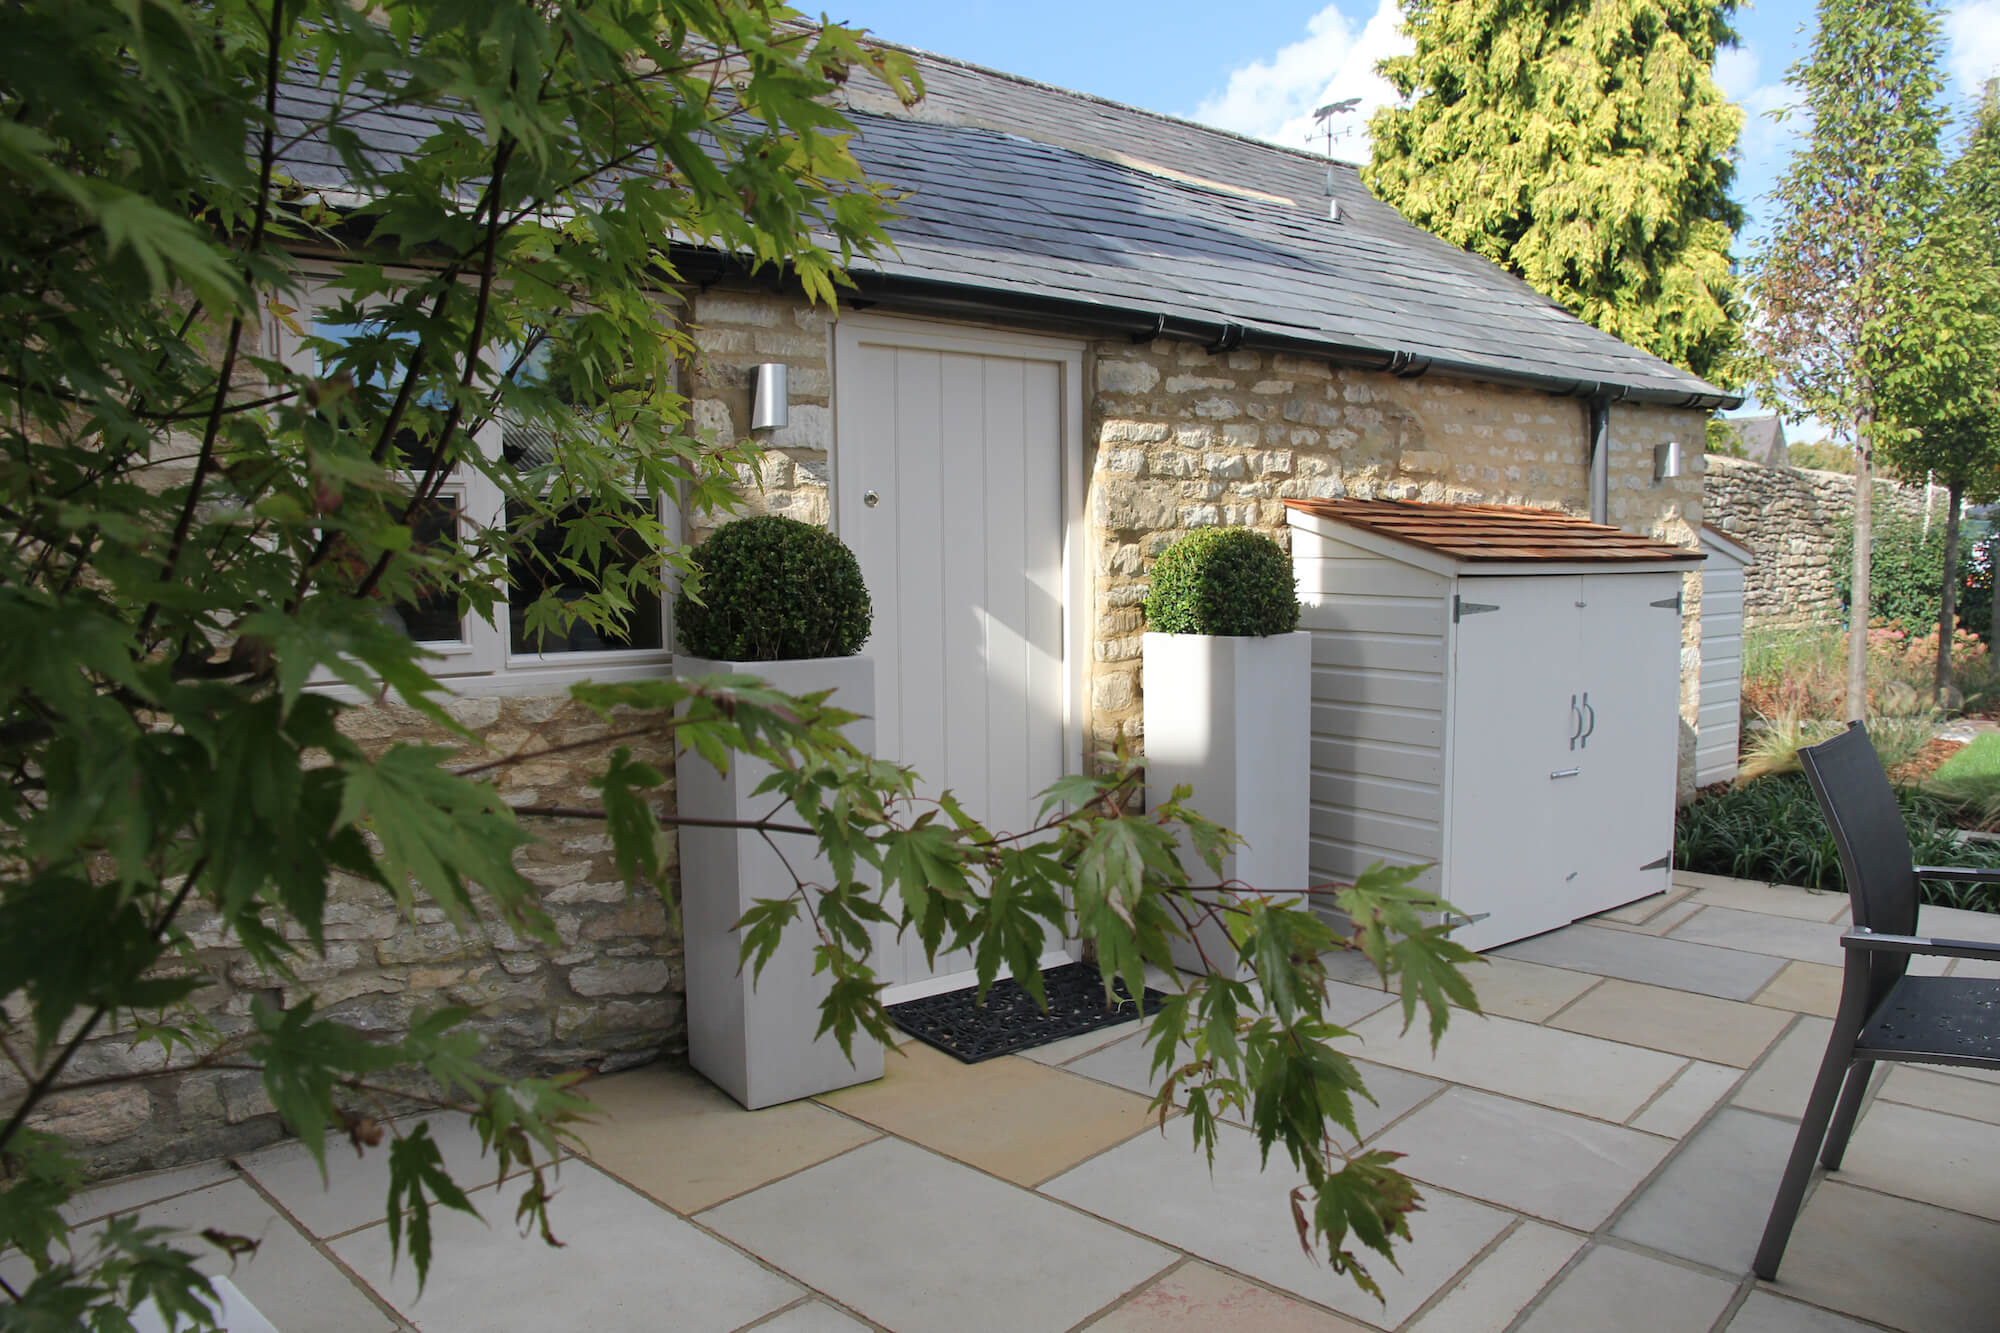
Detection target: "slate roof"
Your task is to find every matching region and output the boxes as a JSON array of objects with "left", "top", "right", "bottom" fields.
[
  {"left": 270, "top": 41, "right": 1738, "bottom": 409},
  {"left": 1286, "top": 498, "right": 1699, "bottom": 564},
  {"left": 1720, "top": 413, "right": 1788, "bottom": 465}
]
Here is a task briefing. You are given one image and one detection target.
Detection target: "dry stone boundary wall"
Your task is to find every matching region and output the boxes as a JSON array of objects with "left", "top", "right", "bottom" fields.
[{"left": 1703, "top": 454, "right": 1945, "bottom": 629}]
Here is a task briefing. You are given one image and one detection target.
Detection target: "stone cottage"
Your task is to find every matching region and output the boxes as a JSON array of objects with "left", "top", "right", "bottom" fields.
[{"left": 65, "top": 40, "right": 1736, "bottom": 1174}]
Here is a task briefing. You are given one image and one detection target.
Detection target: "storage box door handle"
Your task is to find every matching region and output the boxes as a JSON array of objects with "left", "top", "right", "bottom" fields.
[
  {"left": 1569, "top": 694, "right": 1582, "bottom": 751},
  {"left": 1579, "top": 692, "right": 1596, "bottom": 748}
]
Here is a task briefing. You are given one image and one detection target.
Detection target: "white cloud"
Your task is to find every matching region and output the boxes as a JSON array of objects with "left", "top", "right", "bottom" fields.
[
  {"left": 1188, "top": 0, "right": 1411, "bottom": 163},
  {"left": 1714, "top": 43, "right": 1761, "bottom": 101},
  {"left": 1946, "top": 1, "right": 2000, "bottom": 89}
]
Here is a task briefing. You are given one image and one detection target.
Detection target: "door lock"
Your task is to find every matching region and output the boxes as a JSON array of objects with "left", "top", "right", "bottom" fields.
[{"left": 863, "top": 489, "right": 880, "bottom": 508}]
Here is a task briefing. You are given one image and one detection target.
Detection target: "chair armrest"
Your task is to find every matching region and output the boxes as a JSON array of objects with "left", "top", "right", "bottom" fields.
[
  {"left": 1842, "top": 930, "right": 2000, "bottom": 963},
  {"left": 1914, "top": 865, "right": 2000, "bottom": 885}
]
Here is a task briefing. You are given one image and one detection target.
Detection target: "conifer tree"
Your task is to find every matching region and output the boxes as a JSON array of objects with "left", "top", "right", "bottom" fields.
[
  {"left": 1363, "top": 0, "right": 1744, "bottom": 384},
  {"left": 1747, "top": 0, "right": 1948, "bottom": 720}
]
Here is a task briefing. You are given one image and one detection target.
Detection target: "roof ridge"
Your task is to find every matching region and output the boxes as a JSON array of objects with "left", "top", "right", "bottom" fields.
[{"left": 862, "top": 33, "right": 1365, "bottom": 179}]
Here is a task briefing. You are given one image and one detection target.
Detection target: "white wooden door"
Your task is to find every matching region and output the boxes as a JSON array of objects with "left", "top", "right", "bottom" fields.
[
  {"left": 1573, "top": 571, "right": 1686, "bottom": 917},
  {"left": 833, "top": 318, "right": 1080, "bottom": 994},
  {"left": 1444, "top": 575, "right": 1583, "bottom": 952}
]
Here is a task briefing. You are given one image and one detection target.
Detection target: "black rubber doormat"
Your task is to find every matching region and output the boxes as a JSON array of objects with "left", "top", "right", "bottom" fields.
[{"left": 886, "top": 961, "right": 1167, "bottom": 1064}]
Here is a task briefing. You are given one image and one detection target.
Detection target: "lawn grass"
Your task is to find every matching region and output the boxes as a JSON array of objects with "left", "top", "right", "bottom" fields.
[{"left": 1932, "top": 733, "right": 2000, "bottom": 784}]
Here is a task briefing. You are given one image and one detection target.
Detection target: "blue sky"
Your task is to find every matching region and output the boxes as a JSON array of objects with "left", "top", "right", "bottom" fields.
[{"left": 824, "top": 2, "right": 2000, "bottom": 423}]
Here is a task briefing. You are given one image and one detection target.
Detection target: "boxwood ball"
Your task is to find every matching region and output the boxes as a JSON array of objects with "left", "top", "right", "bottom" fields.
[
  {"left": 1142, "top": 527, "right": 1300, "bottom": 637},
  {"left": 677, "top": 515, "right": 872, "bottom": 660}
]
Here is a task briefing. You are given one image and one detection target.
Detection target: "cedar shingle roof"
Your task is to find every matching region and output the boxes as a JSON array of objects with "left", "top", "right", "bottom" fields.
[{"left": 1285, "top": 498, "right": 1696, "bottom": 563}]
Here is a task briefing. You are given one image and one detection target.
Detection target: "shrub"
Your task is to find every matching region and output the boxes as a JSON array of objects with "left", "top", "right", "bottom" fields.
[
  {"left": 1675, "top": 773, "right": 2000, "bottom": 912},
  {"left": 1832, "top": 502, "right": 1978, "bottom": 634},
  {"left": 1959, "top": 528, "right": 1996, "bottom": 641},
  {"left": 1142, "top": 528, "right": 1300, "bottom": 636},
  {"left": 1742, "top": 621, "right": 1997, "bottom": 721},
  {"left": 677, "top": 516, "right": 872, "bottom": 660}
]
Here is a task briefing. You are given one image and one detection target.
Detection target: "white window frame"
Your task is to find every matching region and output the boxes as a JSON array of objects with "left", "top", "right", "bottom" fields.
[{"left": 274, "top": 270, "right": 678, "bottom": 698}]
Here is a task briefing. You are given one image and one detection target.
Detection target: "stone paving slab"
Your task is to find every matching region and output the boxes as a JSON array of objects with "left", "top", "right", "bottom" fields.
[
  {"left": 60, "top": 1159, "right": 237, "bottom": 1226},
  {"left": 1878, "top": 1063, "right": 2000, "bottom": 1124},
  {"left": 1404, "top": 1220, "right": 1583, "bottom": 1333},
  {"left": 1040, "top": 1119, "right": 1510, "bottom": 1329},
  {"left": 1343, "top": 1007, "right": 1687, "bottom": 1123},
  {"left": 1, "top": 1178, "right": 398, "bottom": 1333},
  {"left": 1594, "top": 897, "right": 1704, "bottom": 937},
  {"left": 570, "top": 1063, "right": 878, "bottom": 1213},
  {"left": 238, "top": 1112, "right": 526, "bottom": 1240},
  {"left": 1457, "top": 956, "right": 1600, "bottom": 1023},
  {"left": 1053, "top": 1034, "right": 1443, "bottom": 1145},
  {"left": 1677, "top": 874, "right": 1851, "bottom": 923},
  {"left": 1669, "top": 907, "right": 1848, "bottom": 967},
  {"left": 335, "top": 1160, "right": 802, "bottom": 1333},
  {"left": 1611, "top": 1107, "right": 1799, "bottom": 1273},
  {"left": 1497, "top": 923, "right": 1786, "bottom": 1000},
  {"left": 815, "top": 1041, "right": 1155, "bottom": 1187},
  {"left": 700, "top": 1137, "right": 1175, "bottom": 1333},
  {"left": 1549, "top": 977, "right": 1791, "bottom": 1067},
  {"left": 1015, "top": 1020, "right": 1144, "bottom": 1068},
  {"left": 1732, "top": 1016, "right": 1833, "bottom": 1118},
  {"left": 1376, "top": 1088, "right": 1671, "bottom": 1230},
  {"left": 1726, "top": 1291, "right": 1887, "bottom": 1332},
  {"left": 1752, "top": 961, "right": 1845, "bottom": 1018},
  {"left": 1515, "top": 1244, "right": 1736, "bottom": 1332},
  {"left": 1629, "top": 1060, "right": 1742, "bottom": 1138},
  {"left": 1088, "top": 1260, "right": 1374, "bottom": 1332},
  {"left": 751, "top": 1301, "right": 876, "bottom": 1332},
  {"left": 1774, "top": 1180, "right": 2000, "bottom": 1333},
  {"left": 1834, "top": 1098, "right": 2000, "bottom": 1221}
]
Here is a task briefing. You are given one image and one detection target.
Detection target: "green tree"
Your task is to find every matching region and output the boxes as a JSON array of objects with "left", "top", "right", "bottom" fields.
[
  {"left": 0, "top": 0, "right": 1474, "bottom": 1325},
  {"left": 1744, "top": 0, "right": 1948, "bottom": 721},
  {"left": 1364, "top": 0, "right": 1744, "bottom": 383},
  {"left": 1877, "top": 81, "right": 2000, "bottom": 697}
]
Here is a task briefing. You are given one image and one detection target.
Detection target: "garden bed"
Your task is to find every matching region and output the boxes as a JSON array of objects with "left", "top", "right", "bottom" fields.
[{"left": 1675, "top": 772, "right": 2000, "bottom": 913}]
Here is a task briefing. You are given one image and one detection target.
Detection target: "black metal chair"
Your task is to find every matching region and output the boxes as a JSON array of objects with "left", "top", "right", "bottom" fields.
[{"left": 1754, "top": 721, "right": 2000, "bottom": 1279}]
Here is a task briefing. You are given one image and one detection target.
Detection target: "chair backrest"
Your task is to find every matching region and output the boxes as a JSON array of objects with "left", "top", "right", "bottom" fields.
[{"left": 1798, "top": 721, "right": 1917, "bottom": 1003}]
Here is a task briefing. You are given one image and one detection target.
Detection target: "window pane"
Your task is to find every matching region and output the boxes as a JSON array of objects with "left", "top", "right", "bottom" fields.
[
  {"left": 312, "top": 317, "right": 450, "bottom": 473},
  {"left": 507, "top": 499, "right": 663, "bottom": 654},
  {"left": 388, "top": 498, "right": 466, "bottom": 644}
]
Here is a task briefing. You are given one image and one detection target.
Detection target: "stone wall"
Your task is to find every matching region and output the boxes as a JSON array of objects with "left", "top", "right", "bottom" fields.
[
  {"left": 32, "top": 697, "right": 680, "bottom": 1179},
  {"left": 1083, "top": 340, "right": 1709, "bottom": 761},
  {"left": 1703, "top": 454, "right": 1945, "bottom": 629},
  {"left": 690, "top": 288, "right": 1713, "bottom": 779},
  {"left": 684, "top": 290, "right": 835, "bottom": 540}
]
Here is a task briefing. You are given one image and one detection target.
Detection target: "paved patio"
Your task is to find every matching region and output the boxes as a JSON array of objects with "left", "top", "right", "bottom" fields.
[{"left": 26, "top": 871, "right": 2000, "bottom": 1331}]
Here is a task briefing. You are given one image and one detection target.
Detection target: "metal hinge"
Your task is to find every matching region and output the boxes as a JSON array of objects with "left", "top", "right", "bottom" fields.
[
  {"left": 1443, "top": 911, "right": 1492, "bottom": 930},
  {"left": 1649, "top": 593, "right": 1683, "bottom": 612},
  {"left": 1454, "top": 595, "right": 1500, "bottom": 622},
  {"left": 1640, "top": 854, "right": 1671, "bottom": 871}
]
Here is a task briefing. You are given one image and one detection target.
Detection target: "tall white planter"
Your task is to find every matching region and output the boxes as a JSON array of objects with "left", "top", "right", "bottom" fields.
[
  {"left": 1142, "top": 631, "right": 1312, "bottom": 978},
  {"left": 675, "top": 653, "right": 884, "bottom": 1109}
]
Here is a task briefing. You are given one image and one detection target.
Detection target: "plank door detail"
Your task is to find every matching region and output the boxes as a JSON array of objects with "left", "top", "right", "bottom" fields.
[
  {"left": 1572, "top": 571, "right": 1685, "bottom": 916},
  {"left": 833, "top": 330, "right": 1069, "bottom": 991},
  {"left": 1445, "top": 575, "right": 1583, "bottom": 951}
]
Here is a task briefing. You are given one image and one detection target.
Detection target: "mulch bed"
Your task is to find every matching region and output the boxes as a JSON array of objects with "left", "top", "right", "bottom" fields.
[{"left": 1889, "top": 737, "right": 1966, "bottom": 785}]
